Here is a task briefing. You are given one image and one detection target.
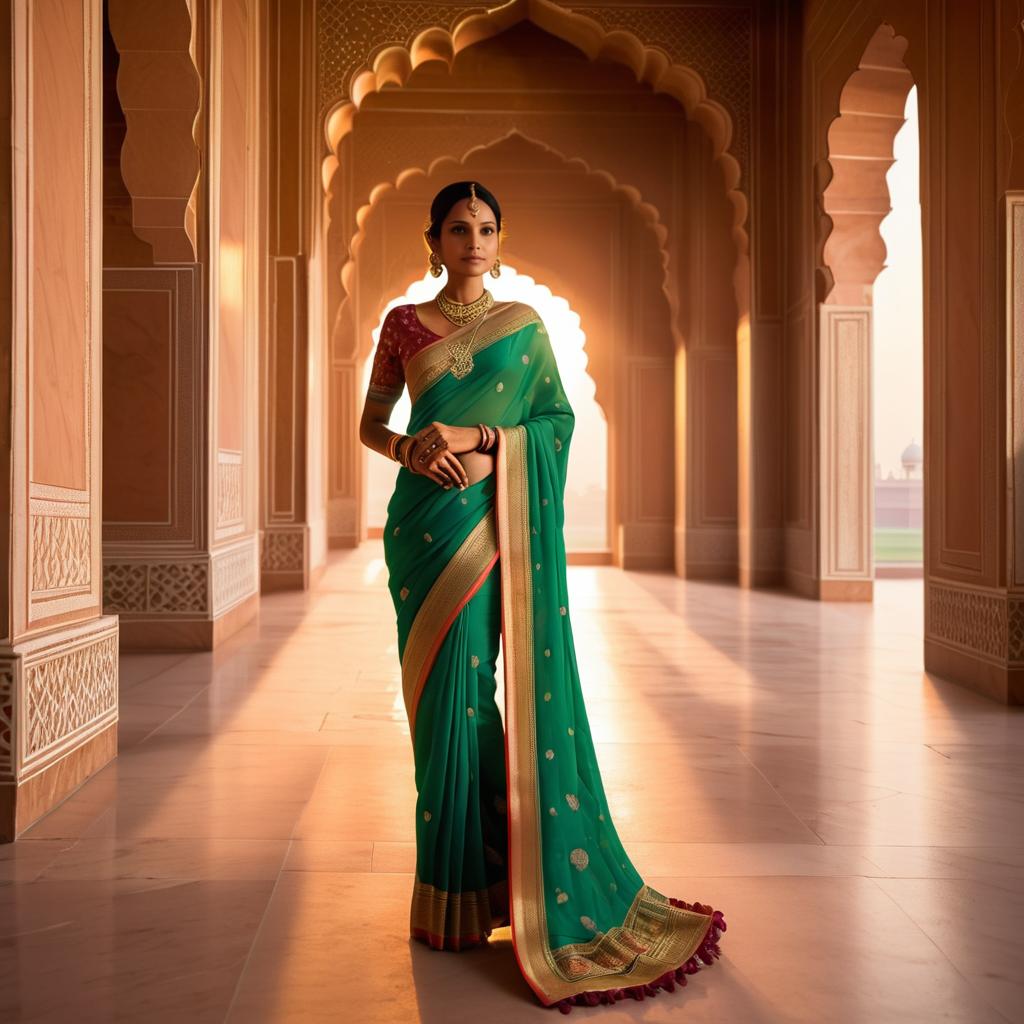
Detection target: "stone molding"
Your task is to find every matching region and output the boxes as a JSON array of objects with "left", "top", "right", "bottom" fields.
[
  {"left": 103, "top": 535, "right": 258, "bottom": 618},
  {"left": 261, "top": 526, "right": 308, "bottom": 573},
  {"left": 0, "top": 617, "right": 119, "bottom": 785}
]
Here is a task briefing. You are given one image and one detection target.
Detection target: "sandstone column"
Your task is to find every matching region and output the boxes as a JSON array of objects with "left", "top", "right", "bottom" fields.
[
  {"left": 102, "top": 0, "right": 263, "bottom": 648},
  {"left": 260, "top": 0, "right": 325, "bottom": 590},
  {"left": 0, "top": 0, "right": 116, "bottom": 841}
]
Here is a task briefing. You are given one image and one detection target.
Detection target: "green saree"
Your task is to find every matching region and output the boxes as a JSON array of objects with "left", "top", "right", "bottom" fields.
[{"left": 381, "top": 300, "right": 726, "bottom": 1011}]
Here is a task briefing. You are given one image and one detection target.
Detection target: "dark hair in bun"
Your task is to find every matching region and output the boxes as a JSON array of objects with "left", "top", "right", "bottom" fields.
[{"left": 425, "top": 180, "right": 502, "bottom": 239}]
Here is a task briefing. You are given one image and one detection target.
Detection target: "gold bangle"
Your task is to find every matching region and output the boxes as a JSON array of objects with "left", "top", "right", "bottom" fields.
[
  {"left": 388, "top": 433, "right": 408, "bottom": 463},
  {"left": 397, "top": 435, "right": 412, "bottom": 469}
]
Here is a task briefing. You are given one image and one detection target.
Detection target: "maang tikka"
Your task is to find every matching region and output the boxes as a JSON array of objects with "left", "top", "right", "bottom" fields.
[{"left": 467, "top": 182, "right": 480, "bottom": 218}]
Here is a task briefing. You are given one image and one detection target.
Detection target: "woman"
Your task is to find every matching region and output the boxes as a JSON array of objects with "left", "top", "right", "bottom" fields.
[{"left": 358, "top": 181, "right": 726, "bottom": 1012}]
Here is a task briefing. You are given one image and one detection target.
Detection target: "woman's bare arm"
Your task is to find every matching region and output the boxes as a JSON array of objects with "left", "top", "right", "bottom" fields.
[{"left": 358, "top": 394, "right": 403, "bottom": 459}]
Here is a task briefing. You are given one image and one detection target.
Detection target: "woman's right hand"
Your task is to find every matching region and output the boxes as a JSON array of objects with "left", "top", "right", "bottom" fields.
[{"left": 406, "top": 426, "right": 469, "bottom": 490}]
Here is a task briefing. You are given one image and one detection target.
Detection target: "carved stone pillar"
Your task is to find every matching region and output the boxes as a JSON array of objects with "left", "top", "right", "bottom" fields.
[
  {"left": 1001, "top": 191, "right": 1024, "bottom": 702},
  {"left": 0, "top": 0, "right": 117, "bottom": 841},
  {"left": 102, "top": 0, "right": 262, "bottom": 648},
  {"left": 817, "top": 304, "right": 873, "bottom": 599},
  {"left": 927, "top": 191, "right": 1023, "bottom": 704},
  {"left": 261, "top": 0, "right": 322, "bottom": 590}
]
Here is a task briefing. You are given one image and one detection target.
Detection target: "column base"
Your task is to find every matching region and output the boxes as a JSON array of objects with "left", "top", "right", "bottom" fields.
[
  {"left": 925, "top": 637, "right": 1022, "bottom": 705},
  {"left": 117, "top": 590, "right": 258, "bottom": 651},
  {"left": 0, "top": 616, "right": 119, "bottom": 842}
]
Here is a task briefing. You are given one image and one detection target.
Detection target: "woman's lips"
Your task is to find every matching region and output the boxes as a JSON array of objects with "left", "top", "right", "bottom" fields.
[{"left": 462, "top": 256, "right": 486, "bottom": 262}]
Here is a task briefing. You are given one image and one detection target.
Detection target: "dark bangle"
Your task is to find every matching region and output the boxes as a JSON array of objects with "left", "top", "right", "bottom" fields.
[{"left": 475, "top": 423, "right": 496, "bottom": 453}]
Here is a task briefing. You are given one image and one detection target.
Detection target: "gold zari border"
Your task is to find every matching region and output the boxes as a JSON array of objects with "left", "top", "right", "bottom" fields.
[
  {"left": 411, "top": 876, "right": 510, "bottom": 943},
  {"left": 549, "top": 884, "right": 710, "bottom": 982},
  {"left": 406, "top": 301, "right": 541, "bottom": 403},
  {"left": 495, "top": 425, "right": 712, "bottom": 1004},
  {"left": 401, "top": 508, "right": 497, "bottom": 740}
]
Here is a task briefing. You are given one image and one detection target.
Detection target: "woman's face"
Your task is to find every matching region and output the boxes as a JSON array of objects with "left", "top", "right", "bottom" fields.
[{"left": 429, "top": 196, "right": 499, "bottom": 278}]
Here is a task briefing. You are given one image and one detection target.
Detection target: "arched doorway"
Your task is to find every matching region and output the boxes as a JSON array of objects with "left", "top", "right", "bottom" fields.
[
  {"left": 338, "top": 132, "right": 712, "bottom": 570},
  {"left": 817, "top": 23, "right": 917, "bottom": 600},
  {"left": 318, "top": 16, "right": 744, "bottom": 576}
]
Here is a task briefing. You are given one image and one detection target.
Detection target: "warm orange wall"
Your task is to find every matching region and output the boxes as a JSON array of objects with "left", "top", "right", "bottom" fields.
[
  {"left": 0, "top": 0, "right": 11, "bottom": 639},
  {"left": 31, "top": 0, "right": 87, "bottom": 491},
  {"left": 102, "top": 290, "right": 171, "bottom": 522},
  {"left": 216, "top": 0, "right": 248, "bottom": 454}
]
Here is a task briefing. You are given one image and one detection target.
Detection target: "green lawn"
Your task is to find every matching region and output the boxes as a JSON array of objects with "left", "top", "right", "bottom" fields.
[{"left": 874, "top": 527, "right": 923, "bottom": 563}]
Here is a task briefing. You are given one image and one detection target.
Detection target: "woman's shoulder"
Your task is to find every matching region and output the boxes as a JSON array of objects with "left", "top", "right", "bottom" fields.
[
  {"left": 498, "top": 300, "right": 543, "bottom": 323},
  {"left": 382, "top": 302, "right": 418, "bottom": 325},
  {"left": 380, "top": 303, "right": 431, "bottom": 339}
]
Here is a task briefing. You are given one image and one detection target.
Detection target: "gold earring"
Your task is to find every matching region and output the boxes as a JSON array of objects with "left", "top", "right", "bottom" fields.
[
  {"left": 429, "top": 252, "right": 443, "bottom": 278},
  {"left": 489, "top": 256, "right": 501, "bottom": 279}
]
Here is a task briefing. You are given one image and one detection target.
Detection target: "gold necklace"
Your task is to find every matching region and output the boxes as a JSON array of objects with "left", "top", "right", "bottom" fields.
[
  {"left": 445, "top": 306, "right": 490, "bottom": 380},
  {"left": 436, "top": 287, "right": 493, "bottom": 326}
]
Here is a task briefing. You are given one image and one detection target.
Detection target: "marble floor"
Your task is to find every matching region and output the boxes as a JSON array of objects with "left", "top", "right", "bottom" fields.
[{"left": 2, "top": 544, "right": 1022, "bottom": 1023}]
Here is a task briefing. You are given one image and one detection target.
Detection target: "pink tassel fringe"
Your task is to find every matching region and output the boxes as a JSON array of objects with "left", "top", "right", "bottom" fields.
[{"left": 551, "top": 899, "right": 727, "bottom": 1014}]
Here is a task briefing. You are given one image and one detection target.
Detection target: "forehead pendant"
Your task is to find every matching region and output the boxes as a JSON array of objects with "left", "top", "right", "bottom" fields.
[{"left": 468, "top": 182, "right": 480, "bottom": 218}]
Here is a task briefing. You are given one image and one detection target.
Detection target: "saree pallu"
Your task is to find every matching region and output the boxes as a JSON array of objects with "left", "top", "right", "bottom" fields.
[{"left": 383, "top": 300, "right": 726, "bottom": 1011}]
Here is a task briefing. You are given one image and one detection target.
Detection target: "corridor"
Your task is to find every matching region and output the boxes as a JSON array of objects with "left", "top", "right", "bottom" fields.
[{"left": 1, "top": 548, "right": 1020, "bottom": 1023}]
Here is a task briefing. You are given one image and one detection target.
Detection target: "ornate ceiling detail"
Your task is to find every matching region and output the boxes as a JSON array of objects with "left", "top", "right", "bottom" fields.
[
  {"left": 568, "top": 3, "right": 751, "bottom": 175},
  {"left": 316, "top": 1, "right": 751, "bottom": 171},
  {"left": 317, "top": 2, "right": 482, "bottom": 109}
]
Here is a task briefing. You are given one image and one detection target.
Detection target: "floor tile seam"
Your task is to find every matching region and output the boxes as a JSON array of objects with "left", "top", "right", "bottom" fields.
[
  {"left": 223, "top": 832, "right": 306, "bottom": 1018},
  {"left": 222, "top": 864, "right": 286, "bottom": 1024},
  {"left": 0, "top": 839, "right": 79, "bottom": 884},
  {"left": 735, "top": 746, "right": 828, "bottom": 845},
  {"left": 863, "top": 875, "right": 1016, "bottom": 1024},
  {"left": 30, "top": 837, "right": 86, "bottom": 882},
  {"left": 119, "top": 654, "right": 194, "bottom": 691},
  {"left": 133, "top": 676, "right": 220, "bottom": 745}
]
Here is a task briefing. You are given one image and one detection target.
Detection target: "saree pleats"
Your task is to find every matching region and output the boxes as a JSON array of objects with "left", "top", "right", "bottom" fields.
[
  {"left": 408, "top": 556, "right": 510, "bottom": 949},
  {"left": 382, "top": 301, "right": 726, "bottom": 1006}
]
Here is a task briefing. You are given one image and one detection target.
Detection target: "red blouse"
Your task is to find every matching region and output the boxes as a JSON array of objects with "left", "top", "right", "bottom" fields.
[{"left": 368, "top": 304, "right": 441, "bottom": 402}]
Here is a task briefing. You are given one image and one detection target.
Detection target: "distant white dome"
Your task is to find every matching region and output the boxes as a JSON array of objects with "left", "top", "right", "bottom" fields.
[{"left": 901, "top": 440, "right": 922, "bottom": 466}]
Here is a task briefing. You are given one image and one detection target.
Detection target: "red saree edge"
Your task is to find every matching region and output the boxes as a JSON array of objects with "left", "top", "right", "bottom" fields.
[
  {"left": 409, "top": 548, "right": 500, "bottom": 726},
  {"left": 494, "top": 425, "right": 729, "bottom": 1011}
]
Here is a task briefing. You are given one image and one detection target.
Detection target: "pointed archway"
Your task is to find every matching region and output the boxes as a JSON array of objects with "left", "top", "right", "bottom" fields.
[{"left": 816, "top": 23, "right": 915, "bottom": 600}]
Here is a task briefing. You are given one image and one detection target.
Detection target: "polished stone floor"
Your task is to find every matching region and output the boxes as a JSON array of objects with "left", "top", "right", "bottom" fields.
[{"left": 2, "top": 544, "right": 1022, "bottom": 1023}]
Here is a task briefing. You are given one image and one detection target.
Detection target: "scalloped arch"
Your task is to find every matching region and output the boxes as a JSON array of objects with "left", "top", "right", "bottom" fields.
[
  {"left": 339, "top": 129, "right": 682, "bottom": 415},
  {"left": 320, "top": 0, "right": 749, "bottom": 267},
  {"left": 817, "top": 22, "right": 915, "bottom": 305}
]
